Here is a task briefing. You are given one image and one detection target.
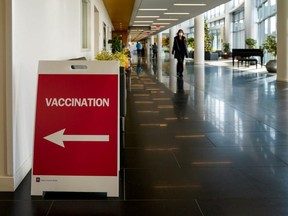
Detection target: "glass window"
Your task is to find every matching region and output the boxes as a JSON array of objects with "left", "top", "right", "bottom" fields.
[
  {"left": 220, "top": 4, "right": 225, "bottom": 14},
  {"left": 257, "top": 0, "right": 277, "bottom": 63},
  {"left": 270, "top": 15, "right": 276, "bottom": 35},
  {"left": 270, "top": 0, "right": 276, "bottom": 14},
  {"left": 204, "top": 4, "right": 226, "bottom": 20},
  {"left": 232, "top": 8, "right": 245, "bottom": 48},
  {"left": 211, "top": 29, "right": 222, "bottom": 50},
  {"left": 233, "top": 0, "right": 244, "bottom": 7}
]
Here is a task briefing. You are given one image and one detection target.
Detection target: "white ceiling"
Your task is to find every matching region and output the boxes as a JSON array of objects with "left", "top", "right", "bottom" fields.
[{"left": 128, "top": 0, "right": 231, "bottom": 41}]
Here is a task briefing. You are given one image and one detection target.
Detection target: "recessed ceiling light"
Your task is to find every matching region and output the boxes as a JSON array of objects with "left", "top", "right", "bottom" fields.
[
  {"left": 174, "top": 3, "right": 207, "bottom": 6},
  {"left": 164, "top": 12, "right": 190, "bottom": 15},
  {"left": 139, "top": 8, "right": 168, "bottom": 11},
  {"left": 134, "top": 21, "right": 154, "bottom": 23},
  {"left": 136, "top": 16, "right": 160, "bottom": 18},
  {"left": 153, "top": 23, "right": 170, "bottom": 25},
  {"left": 157, "top": 18, "right": 178, "bottom": 21},
  {"left": 132, "top": 24, "right": 150, "bottom": 26}
]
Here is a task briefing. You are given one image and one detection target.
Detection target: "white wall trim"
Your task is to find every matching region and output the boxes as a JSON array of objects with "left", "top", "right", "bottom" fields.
[
  {"left": 0, "top": 156, "right": 31, "bottom": 192},
  {"left": 14, "top": 155, "right": 32, "bottom": 190}
]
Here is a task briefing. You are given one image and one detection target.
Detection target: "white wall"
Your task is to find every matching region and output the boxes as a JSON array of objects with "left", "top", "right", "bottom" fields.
[
  {"left": 12, "top": 0, "right": 86, "bottom": 190},
  {"left": 0, "top": 0, "right": 114, "bottom": 191},
  {"left": 93, "top": 0, "right": 113, "bottom": 52}
]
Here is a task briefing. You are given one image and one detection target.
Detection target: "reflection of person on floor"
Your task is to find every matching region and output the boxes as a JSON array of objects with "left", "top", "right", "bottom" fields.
[
  {"left": 152, "top": 60, "right": 157, "bottom": 75},
  {"left": 172, "top": 29, "right": 189, "bottom": 77},
  {"left": 136, "top": 58, "right": 142, "bottom": 76},
  {"left": 173, "top": 77, "right": 188, "bottom": 120}
]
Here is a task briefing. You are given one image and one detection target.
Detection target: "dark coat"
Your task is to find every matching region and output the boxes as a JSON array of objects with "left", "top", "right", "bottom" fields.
[{"left": 172, "top": 36, "right": 189, "bottom": 59}]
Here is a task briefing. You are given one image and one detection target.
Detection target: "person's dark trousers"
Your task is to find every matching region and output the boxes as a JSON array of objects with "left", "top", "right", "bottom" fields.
[{"left": 177, "top": 56, "right": 184, "bottom": 77}]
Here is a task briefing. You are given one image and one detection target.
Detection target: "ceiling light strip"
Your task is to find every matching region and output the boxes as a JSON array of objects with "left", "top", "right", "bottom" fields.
[
  {"left": 164, "top": 13, "right": 190, "bottom": 15},
  {"left": 139, "top": 8, "right": 168, "bottom": 11},
  {"left": 136, "top": 16, "right": 160, "bottom": 18},
  {"left": 134, "top": 21, "right": 154, "bottom": 23},
  {"left": 157, "top": 18, "right": 178, "bottom": 21},
  {"left": 174, "top": 3, "right": 207, "bottom": 6},
  {"left": 153, "top": 23, "right": 170, "bottom": 25}
]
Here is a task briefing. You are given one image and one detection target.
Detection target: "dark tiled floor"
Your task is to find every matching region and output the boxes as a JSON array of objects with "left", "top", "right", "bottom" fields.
[{"left": 1, "top": 56, "right": 288, "bottom": 215}]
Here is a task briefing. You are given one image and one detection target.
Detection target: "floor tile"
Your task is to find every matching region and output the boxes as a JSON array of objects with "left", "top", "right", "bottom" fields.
[
  {"left": 238, "top": 167, "right": 288, "bottom": 198},
  {"left": 173, "top": 147, "right": 286, "bottom": 168},
  {"left": 124, "top": 167, "right": 259, "bottom": 200},
  {"left": 198, "top": 198, "right": 288, "bottom": 216},
  {"left": 0, "top": 201, "right": 51, "bottom": 216},
  {"left": 206, "top": 131, "right": 288, "bottom": 147},
  {"left": 122, "top": 148, "right": 180, "bottom": 169}
]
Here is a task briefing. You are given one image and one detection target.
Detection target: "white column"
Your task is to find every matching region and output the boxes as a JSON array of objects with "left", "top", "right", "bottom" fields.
[
  {"left": 150, "top": 35, "right": 154, "bottom": 44},
  {"left": 244, "top": 0, "right": 257, "bottom": 44},
  {"left": 157, "top": 32, "right": 162, "bottom": 60},
  {"left": 150, "top": 36, "right": 154, "bottom": 58},
  {"left": 277, "top": 0, "right": 288, "bottom": 82},
  {"left": 194, "top": 14, "right": 204, "bottom": 64},
  {"left": 169, "top": 26, "right": 176, "bottom": 59},
  {"left": 157, "top": 54, "right": 162, "bottom": 82},
  {"left": 224, "top": 1, "right": 232, "bottom": 45},
  {"left": 145, "top": 39, "right": 150, "bottom": 57}
]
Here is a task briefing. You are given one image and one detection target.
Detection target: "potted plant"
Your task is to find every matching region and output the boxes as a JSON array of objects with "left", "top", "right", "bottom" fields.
[
  {"left": 204, "top": 20, "right": 218, "bottom": 60},
  {"left": 262, "top": 35, "right": 277, "bottom": 73},
  {"left": 95, "top": 49, "right": 129, "bottom": 68},
  {"left": 245, "top": 38, "right": 257, "bottom": 65},
  {"left": 162, "top": 37, "right": 170, "bottom": 57},
  {"left": 187, "top": 37, "right": 194, "bottom": 58},
  {"left": 245, "top": 38, "right": 257, "bottom": 49},
  {"left": 108, "top": 34, "right": 123, "bottom": 53},
  {"left": 204, "top": 20, "right": 212, "bottom": 53},
  {"left": 222, "top": 42, "right": 230, "bottom": 59}
]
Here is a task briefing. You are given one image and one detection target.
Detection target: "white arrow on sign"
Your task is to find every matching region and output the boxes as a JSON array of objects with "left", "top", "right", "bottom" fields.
[{"left": 44, "top": 128, "right": 109, "bottom": 148}]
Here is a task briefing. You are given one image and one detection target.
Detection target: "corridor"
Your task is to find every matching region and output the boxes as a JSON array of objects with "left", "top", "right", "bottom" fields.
[{"left": 1, "top": 56, "right": 288, "bottom": 215}]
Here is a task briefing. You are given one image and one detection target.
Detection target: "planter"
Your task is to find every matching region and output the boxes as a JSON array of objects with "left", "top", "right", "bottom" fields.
[
  {"left": 221, "top": 53, "right": 230, "bottom": 59},
  {"left": 189, "top": 52, "right": 194, "bottom": 58},
  {"left": 205, "top": 51, "right": 218, "bottom": 60},
  {"left": 266, "top": 59, "right": 277, "bottom": 73},
  {"left": 119, "top": 66, "right": 126, "bottom": 117}
]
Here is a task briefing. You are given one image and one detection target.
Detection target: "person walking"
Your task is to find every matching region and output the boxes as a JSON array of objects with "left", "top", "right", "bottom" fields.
[
  {"left": 172, "top": 29, "right": 189, "bottom": 77},
  {"left": 136, "top": 42, "right": 142, "bottom": 57},
  {"left": 152, "top": 42, "right": 158, "bottom": 59}
]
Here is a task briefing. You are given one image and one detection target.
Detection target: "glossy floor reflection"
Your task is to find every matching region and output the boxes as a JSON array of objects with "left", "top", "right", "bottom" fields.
[{"left": 1, "top": 56, "right": 288, "bottom": 216}]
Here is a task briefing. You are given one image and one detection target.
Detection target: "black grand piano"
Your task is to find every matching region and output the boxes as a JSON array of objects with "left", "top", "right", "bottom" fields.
[{"left": 232, "top": 49, "right": 264, "bottom": 67}]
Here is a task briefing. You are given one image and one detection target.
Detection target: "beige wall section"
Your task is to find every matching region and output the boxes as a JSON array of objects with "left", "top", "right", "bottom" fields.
[
  {"left": 0, "top": 0, "right": 6, "bottom": 178},
  {"left": 277, "top": 0, "right": 288, "bottom": 82},
  {"left": 0, "top": 0, "right": 14, "bottom": 191}
]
